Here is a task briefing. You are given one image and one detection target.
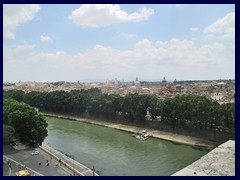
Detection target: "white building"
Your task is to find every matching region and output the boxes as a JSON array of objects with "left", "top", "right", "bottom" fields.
[{"left": 211, "top": 92, "right": 224, "bottom": 101}]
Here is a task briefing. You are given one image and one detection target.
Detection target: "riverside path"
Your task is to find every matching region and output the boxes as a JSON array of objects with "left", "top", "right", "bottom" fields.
[
  {"left": 3, "top": 143, "right": 98, "bottom": 176},
  {"left": 40, "top": 144, "right": 98, "bottom": 176}
]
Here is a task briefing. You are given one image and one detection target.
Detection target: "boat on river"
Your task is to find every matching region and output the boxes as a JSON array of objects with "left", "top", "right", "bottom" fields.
[{"left": 132, "top": 130, "right": 151, "bottom": 141}]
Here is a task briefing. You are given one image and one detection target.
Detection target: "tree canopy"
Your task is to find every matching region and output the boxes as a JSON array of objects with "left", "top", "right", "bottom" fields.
[
  {"left": 3, "top": 125, "right": 15, "bottom": 145},
  {"left": 4, "top": 89, "right": 235, "bottom": 135},
  {"left": 3, "top": 96, "right": 48, "bottom": 145}
]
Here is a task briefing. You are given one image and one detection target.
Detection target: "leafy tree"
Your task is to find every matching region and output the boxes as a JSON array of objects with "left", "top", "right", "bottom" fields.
[
  {"left": 4, "top": 90, "right": 25, "bottom": 102},
  {"left": 219, "top": 103, "right": 235, "bottom": 132},
  {"left": 3, "top": 125, "right": 15, "bottom": 145},
  {"left": 4, "top": 98, "right": 48, "bottom": 145}
]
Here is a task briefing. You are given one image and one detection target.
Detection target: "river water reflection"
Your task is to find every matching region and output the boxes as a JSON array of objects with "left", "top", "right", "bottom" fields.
[{"left": 43, "top": 116, "right": 208, "bottom": 176}]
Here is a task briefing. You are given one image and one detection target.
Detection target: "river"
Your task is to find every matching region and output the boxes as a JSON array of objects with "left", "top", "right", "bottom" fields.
[{"left": 43, "top": 116, "right": 208, "bottom": 176}]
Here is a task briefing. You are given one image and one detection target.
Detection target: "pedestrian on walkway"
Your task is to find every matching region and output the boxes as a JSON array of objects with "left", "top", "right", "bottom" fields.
[
  {"left": 38, "top": 162, "right": 41, "bottom": 167},
  {"left": 59, "top": 159, "right": 62, "bottom": 166},
  {"left": 17, "top": 164, "right": 21, "bottom": 170}
]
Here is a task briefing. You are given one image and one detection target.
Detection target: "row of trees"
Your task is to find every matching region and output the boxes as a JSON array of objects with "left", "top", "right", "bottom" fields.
[
  {"left": 3, "top": 96, "right": 48, "bottom": 145},
  {"left": 4, "top": 89, "right": 235, "bottom": 134},
  {"left": 159, "top": 94, "right": 234, "bottom": 132}
]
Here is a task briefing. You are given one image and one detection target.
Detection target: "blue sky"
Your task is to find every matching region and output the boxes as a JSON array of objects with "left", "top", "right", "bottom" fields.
[{"left": 3, "top": 4, "right": 235, "bottom": 82}]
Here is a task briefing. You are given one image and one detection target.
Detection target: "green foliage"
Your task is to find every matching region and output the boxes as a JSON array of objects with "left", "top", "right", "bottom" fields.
[
  {"left": 4, "top": 90, "right": 25, "bottom": 102},
  {"left": 157, "top": 94, "right": 235, "bottom": 132},
  {"left": 3, "top": 125, "right": 15, "bottom": 145},
  {"left": 3, "top": 97, "right": 48, "bottom": 145},
  {"left": 5, "top": 89, "right": 235, "bottom": 134},
  {"left": 122, "top": 94, "right": 158, "bottom": 122}
]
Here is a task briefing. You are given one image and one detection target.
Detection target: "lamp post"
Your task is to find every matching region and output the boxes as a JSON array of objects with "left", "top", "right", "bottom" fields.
[
  {"left": 48, "top": 143, "right": 52, "bottom": 160},
  {"left": 71, "top": 155, "right": 75, "bottom": 176},
  {"left": 92, "top": 166, "right": 95, "bottom": 176}
]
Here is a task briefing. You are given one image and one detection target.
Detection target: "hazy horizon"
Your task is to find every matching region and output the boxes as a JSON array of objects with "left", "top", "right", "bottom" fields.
[
  {"left": 3, "top": 77, "right": 235, "bottom": 84},
  {"left": 3, "top": 4, "right": 235, "bottom": 82}
]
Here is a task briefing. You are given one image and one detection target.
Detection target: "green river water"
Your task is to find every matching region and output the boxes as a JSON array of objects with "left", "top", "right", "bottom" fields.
[{"left": 43, "top": 116, "right": 208, "bottom": 176}]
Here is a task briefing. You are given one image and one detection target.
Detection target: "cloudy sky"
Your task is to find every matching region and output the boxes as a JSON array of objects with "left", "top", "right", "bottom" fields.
[{"left": 3, "top": 4, "right": 235, "bottom": 82}]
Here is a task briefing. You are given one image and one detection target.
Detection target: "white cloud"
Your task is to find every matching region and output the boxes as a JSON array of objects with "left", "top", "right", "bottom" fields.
[
  {"left": 204, "top": 12, "right": 235, "bottom": 39},
  {"left": 14, "top": 44, "right": 35, "bottom": 52},
  {"left": 191, "top": 38, "right": 198, "bottom": 41},
  {"left": 200, "top": 43, "right": 225, "bottom": 52},
  {"left": 40, "top": 35, "right": 53, "bottom": 42},
  {"left": 4, "top": 44, "right": 35, "bottom": 54},
  {"left": 4, "top": 37, "right": 233, "bottom": 81},
  {"left": 136, "top": 39, "right": 152, "bottom": 47},
  {"left": 4, "top": 32, "right": 15, "bottom": 39},
  {"left": 3, "top": 4, "right": 40, "bottom": 39},
  {"left": 118, "top": 32, "right": 137, "bottom": 38},
  {"left": 190, "top": 27, "right": 199, "bottom": 32},
  {"left": 69, "top": 4, "right": 154, "bottom": 28},
  {"left": 169, "top": 38, "right": 195, "bottom": 49}
]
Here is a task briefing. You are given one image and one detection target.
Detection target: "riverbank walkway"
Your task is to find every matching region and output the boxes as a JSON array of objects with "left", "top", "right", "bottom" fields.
[
  {"left": 40, "top": 144, "right": 98, "bottom": 176},
  {"left": 172, "top": 140, "right": 235, "bottom": 176},
  {"left": 3, "top": 143, "right": 70, "bottom": 176},
  {"left": 44, "top": 113, "right": 218, "bottom": 149},
  {"left": 4, "top": 155, "right": 44, "bottom": 176},
  {"left": 3, "top": 143, "right": 98, "bottom": 176}
]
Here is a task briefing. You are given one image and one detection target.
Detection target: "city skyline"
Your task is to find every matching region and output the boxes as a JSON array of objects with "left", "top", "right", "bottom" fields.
[{"left": 3, "top": 4, "right": 235, "bottom": 82}]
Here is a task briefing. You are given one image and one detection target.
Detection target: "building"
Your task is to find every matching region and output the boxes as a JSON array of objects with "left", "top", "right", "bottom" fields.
[
  {"left": 162, "top": 77, "right": 167, "bottom": 84},
  {"left": 211, "top": 92, "right": 224, "bottom": 101}
]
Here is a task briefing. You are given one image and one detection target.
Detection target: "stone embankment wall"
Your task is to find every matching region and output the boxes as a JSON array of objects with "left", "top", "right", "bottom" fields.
[{"left": 172, "top": 140, "right": 235, "bottom": 176}]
